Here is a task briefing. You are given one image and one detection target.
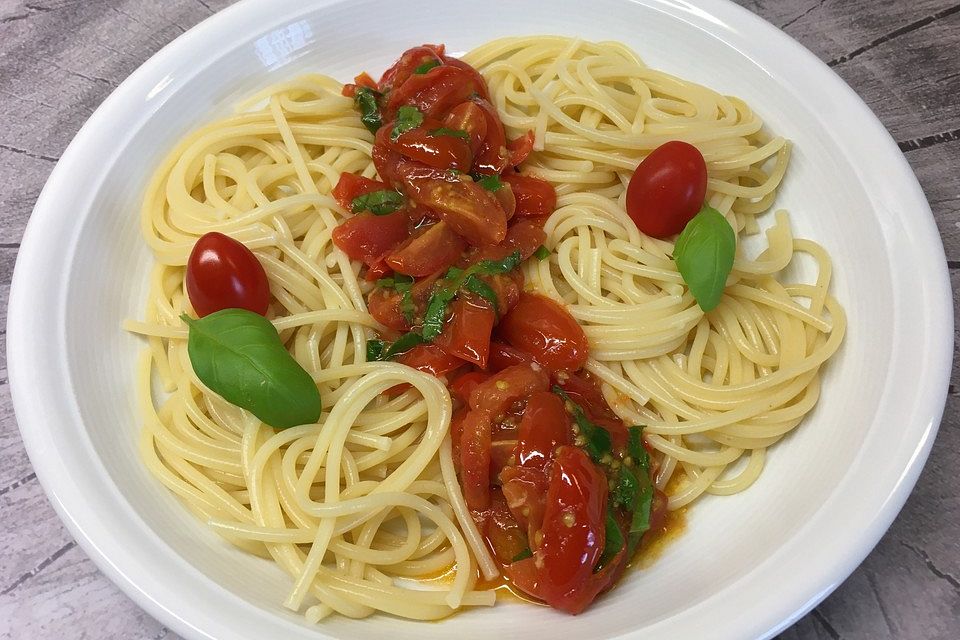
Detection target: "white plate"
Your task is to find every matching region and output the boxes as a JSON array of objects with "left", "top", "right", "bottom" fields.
[{"left": 7, "top": 0, "right": 953, "bottom": 638}]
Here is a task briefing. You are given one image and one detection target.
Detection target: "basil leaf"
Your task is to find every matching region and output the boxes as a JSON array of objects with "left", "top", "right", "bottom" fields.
[
  {"left": 463, "top": 275, "right": 500, "bottom": 315},
  {"left": 477, "top": 174, "right": 503, "bottom": 192},
  {"left": 429, "top": 127, "right": 470, "bottom": 141},
  {"left": 378, "top": 275, "right": 416, "bottom": 322},
  {"left": 381, "top": 332, "right": 425, "bottom": 359},
  {"left": 351, "top": 189, "right": 404, "bottom": 215},
  {"left": 391, "top": 105, "right": 424, "bottom": 141},
  {"left": 627, "top": 425, "right": 647, "bottom": 466},
  {"left": 414, "top": 59, "right": 440, "bottom": 74},
  {"left": 611, "top": 464, "right": 640, "bottom": 510},
  {"left": 366, "top": 339, "right": 385, "bottom": 361},
  {"left": 674, "top": 205, "right": 736, "bottom": 312},
  {"left": 553, "top": 386, "right": 612, "bottom": 463},
  {"left": 182, "top": 310, "right": 321, "bottom": 429},
  {"left": 511, "top": 547, "right": 533, "bottom": 562},
  {"left": 595, "top": 510, "right": 624, "bottom": 572},
  {"left": 354, "top": 86, "right": 382, "bottom": 135},
  {"left": 421, "top": 251, "right": 521, "bottom": 340},
  {"left": 376, "top": 274, "right": 414, "bottom": 290},
  {"left": 533, "top": 245, "right": 550, "bottom": 261}
]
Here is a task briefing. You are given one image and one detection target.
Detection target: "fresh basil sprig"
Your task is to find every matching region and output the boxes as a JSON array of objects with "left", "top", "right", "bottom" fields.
[
  {"left": 182, "top": 309, "right": 321, "bottom": 429},
  {"left": 421, "top": 251, "right": 521, "bottom": 339},
  {"left": 351, "top": 189, "right": 404, "bottom": 215},
  {"left": 429, "top": 127, "right": 470, "bottom": 141},
  {"left": 414, "top": 59, "right": 441, "bottom": 74},
  {"left": 391, "top": 105, "right": 424, "bottom": 141},
  {"left": 674, "top": 205, "right": 735, "bottom": 312},
  {"left": 353, "top": 86, "right": 382, "bottom": 135},
  {"left": 552, "top": 386, "right": 612, "bottom": 463}
]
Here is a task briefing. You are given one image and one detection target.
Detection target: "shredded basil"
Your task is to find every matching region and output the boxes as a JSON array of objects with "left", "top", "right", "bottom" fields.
[
  {"left": 414, "top": 59, "right": 440, "bottom": 74},
  {"left": 368, "top": 332, "right": 425, "bottom": 361},
  {"left": 377, "top": 274, "right": 416, "bottom": 322},
  {"left": 366, "top": 339, "right": 385, "bottom": 362},
  {"left": 462, "top": 275, "right": 500, "bottom": 315},
  {"left": 533, "top": 245, "right": 550, "bottom": 261},
  {"left": 552, "top": 387, "right": 612, "bottom": 463},
  {"left": 351, "top": 189, "right": 404, "bottom": 215},
  {"left": 477, "top": 174, "right": 504, "bottom": 192},
  {"left": 391, "top": 105, "right": 424, "bottom": 141},
  {"left": 511, "top": 547, "right": 533, "bottom": 562},
  {"left": 595, "top": 510, "right": 625, "bottom": 572},
  {"left": 353, "top": 86, "right": 382, "bottom": 135},
  {"left": 624, "top": 426, "right": 654, "bottom": 556},
  {"left": 429, "top": 127, "right": 470, "bottom": 141}
]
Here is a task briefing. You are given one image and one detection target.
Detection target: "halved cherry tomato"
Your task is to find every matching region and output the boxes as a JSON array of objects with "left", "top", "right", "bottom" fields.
[
  {"left": 500, "top": 465, "right": 549, "bottom": 539},
  {"left": 443, "top": 101, "right": 488, "bottom": 155},
  {"left": 516, "top": 391, "right": 570, "bottom": 470},
  {"left": 488, "top": 341, "right": 536, "bottom": 372},
  {"left": 507, "top": 130, "right": 536, "bottom": 167},
  {"left": 469, "top": 363, "right": 549, "bottom": 418},
  {"left": 557, "top": 371, "right": 628, "bottom": 449},
  {"left": 331, "top": 173, "right": 391, "bottom": 212},
  {"left": 535, "top": 446, "right": 608, "bottom": 614},
  {"left": 387, "top": 118, "right": 472, "bottom": 171},
  {"left": 435, "top": 297, "right": 496, "bottom": 368},
  {"left": 396, "top": 343, "right": 463, "bottom": 378},
  {"left": 386, "top": 221, "right": 464, "bottom": 277},
  {"left": 387, "top": 65, "right": 480, "bottom": 120},
  {"left": 499, "top": 293, "right": 588, "bottom": 372},
  {"left": 186, "top": 232, "right": 270, "bottom": 317},
  {"left": 625, "top": 140, "right": 707, "bottom": 238},
  {"left": 471, "top": 97, "right": 509, "bottom": 174},
  {"left": 366, "top": 270, "right": 442, "bottom": 331},
  {"left": 460, "top": 409, "right": 493, "bottom": 510},
  {"left": 490, "top": 440, "right": 518, "bottom": 480},
  {"left": 332, "top": 209, "right": 409, "bottom": 266},
  {"left": 378, "top": 44, "right": 445, "bottom": 95},
  {"left": 468, "top": 218, "right": 545, "bottom": 264},
  {"left": 396, "top": 171, "right": 507, "bottom": 247},
  {"left": 449, "top": 371, "right": 490, "bottom": 405},
  {"left": 477, "top": 494, "right": 527, "bottom": 564},
  {"left": 364, "top": 258, "right": 392, "bottom": 282},
  {"left": 502, "top": 173, "right": 557, "bottom": 218},
  {"left": 442, "top": 55, "right": 491, "bottom": 102}
]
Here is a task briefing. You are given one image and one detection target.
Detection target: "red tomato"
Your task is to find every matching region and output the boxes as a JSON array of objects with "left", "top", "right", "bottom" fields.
[
  {"left": 470, "top": 97, "right": 509, "bottom": 174},
  {"left": 366, "top": 271, "right": 441, "bottom": 331},
  {"left": 387, "top": 65, "right": 480, "bottom": 120},
  {"left": 516, "top": 392, "right": 570, "bottom": 470},
  {"left": 468, "top": 218, "right": 545, "bottom": 264},
  {"left": 442, "top": 55, "right": 492, "bottom": 102},
  {"left": 469, "top": 363, "right": 549, "bottom": 418},
  {"left": 449, "top": 371, "right": 490, "bottom": 404},
  {"left": 186, "top": 232, "right": 270, "bottom": 317},
  {"left": 332, "top": 209, "right": 410, "bottom": 266},
  {"left": 493, "top": 183, "right": 517, "bottom": 220},
  {"left": 477, "top": 494, "right": 528, "bottom": 564},
  {"left": 557, "top": 372, "right": 628, "bottom": 449},
  {"left": 378, "top": 44, "right": 445, "bottom": 94},
  {"left": 364, "top": 258, "right": 392, "bottom": 282},
  {"left": 502, "top": 173, "right": 557, "bottom": 218},
  {"left": 386, "top": 118, "right": 473, "bottom": 171},
  {"left": 499, "top": 293, "right": 589, "bottom": 372},
  {"left": 500, "top": 465, "right": 549, "bottom": 539},
  {"left": 331, "top": 173, "right": 391, "bottom": 211},
  {"left": 460, "top": 409, "right": 493, "bottom": 510},
  {"left": 489, "top": 440, "right": 518, "bottom": 480},
  {"left": 488, "top": 341, "right": 536, "bottom": 372},
  {"left": 396, "top": 344, "right": 463, "bottom": 378},
  {"left": 625, "top": 140, "right": 707, "bottom": 238},
  {"left": 443, "top": 101, "right": 488, "bottom": 155},
  {"left": 536, "top": 446, "right": 608, "bottom": 614},
  {"left": 507, "top": 130, "right": 536, "bottom": 166},
  {"left": 435, "top": 297, "right": 496, "bottom": 368},
  {"left": 386, "top": 221, "right": 464, "bottom": 277}
]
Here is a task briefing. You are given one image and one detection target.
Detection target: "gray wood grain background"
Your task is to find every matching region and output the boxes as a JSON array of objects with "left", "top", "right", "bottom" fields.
[{"left": 1, "top": 1, "right": 958, "bottom": 638}]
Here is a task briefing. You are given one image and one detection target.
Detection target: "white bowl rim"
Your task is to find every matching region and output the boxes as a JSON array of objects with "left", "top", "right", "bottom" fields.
[{"left": 6, "top": 0, "right": 953, "bottom": 638}]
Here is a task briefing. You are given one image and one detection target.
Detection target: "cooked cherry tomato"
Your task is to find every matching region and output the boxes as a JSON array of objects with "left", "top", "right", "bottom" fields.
[
  {"left": 331, "top": 173, "right": 392, "bottom": 212},
  {"left": 442, "top": 55, "right": 491, "bottom": 102},
  {"left": 469, "top": 219, "right": 545, "bottom": 264},
  {"left": 386, "top": 221, "right": 464, "bottom": 277},
  {"left": 502, "top": 173, "right": 557, "bottom": 218},
  {"left": 516, "top": 391, "right": 570, "bottom": 470},
  {"left": 507, "top": 131, "right": 536, "bottom": 167},
  {"left": 364, "top": 258, "right": 392, "bottom": 282},
  {"left": 471, "top": 97, "right": 509, "bottom": 174},
  {"left": 557, "top": 371, "right": 628, "bottom": 449},
  {"left": 460, "top": 409, "right": 493, "bottom": 509},
  {"left": 435, "top": 297, "right": 496, "bottom": 368},
  {"left": 625, "top": 140, "right": 707, "bottom": 238},
  {"left": 500, "top": 465, "right": 549, "bottom": 539},
  {"left": 186, "top": 232, "right": 270, "bottom": 317},
  {"left": 477, "top": 494, "right": 528, "bottom": 564},
  {"left": 378, "top": 44, "right": 445, "bottom": 95},
  {"left": 331, "top": 209, "right": 410, "bottom": 267},
  {"left": 387, "top": 65, "right": 480, "bottom": 120},
  {"left": 534, "top": 446, "right": 608, "bottom": 614},
  {"left": 499, "top": 293, "right": 588, "bottom": 372},
  {"left": 386, "top": 118, "right": 472, "bottom": 171},
  {"left": 449, "top": 371, "right": 490, "bottom": 405},
  {"left": 443, "top": 101, "right": 488, "bottom": 155},
  {"left": 396, "top": 343, "right": 463, "bottom": 378},
  {"left": 488, "top": 341, "right": 537, "bottom": 372},
  {"left": 398, "top": 173, "right": 507, "bottom": 246},
  {"left": 469, "top": 363, "right": 549, "bottom": 418},
  {"left": 366, "top": 271, "right": 441, "bottom": 331}
]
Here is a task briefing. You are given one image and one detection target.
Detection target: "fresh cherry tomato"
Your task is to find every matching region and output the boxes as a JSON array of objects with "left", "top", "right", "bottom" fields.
[
  {"left": 186, "top": 232, "right": 270, "bottom": 317},
  {"left": 435, "top": 297, "right": 496, "bottom": 368},
  {"left": 460, "top": 408, "right": 493, "bottom": 510},
  {"left": 331, "top": 209, "right": 410, "bottom": 267},
  {"left": 331, "top": 173, "right": 392, "bottom": 212},
  {"left": 502, "top": 173, "right": 557, "bottom": 218},
  {"left": 534, "top": 446, "right": 608, "bottom": 614},
  {"left": 625, "top": 140, "right": 707, "bottom": 238},
  {"left": 516, "top": 391, "right": 570, "bottom": 470},
  {"left": 557, "top": 371, "right": 628, "bottom": 448},
  {"left": 469, "top": 363, "right": 549, "bottom": 418},
  {"left": 498, "top": 293, "right": 589, "bottom": 372},
  {"left": 386, "top": 221, "right": 465, "bottom": 277}
]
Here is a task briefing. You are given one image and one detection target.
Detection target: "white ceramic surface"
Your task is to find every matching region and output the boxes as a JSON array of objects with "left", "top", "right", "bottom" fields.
[{"left": 6, "top": 0, "right": 953, "bottom": 639}]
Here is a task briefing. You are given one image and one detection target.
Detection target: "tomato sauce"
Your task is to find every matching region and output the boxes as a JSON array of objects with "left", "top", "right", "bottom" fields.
[{"left": 334, "top": 44, "right": 667, "bottom": 615}]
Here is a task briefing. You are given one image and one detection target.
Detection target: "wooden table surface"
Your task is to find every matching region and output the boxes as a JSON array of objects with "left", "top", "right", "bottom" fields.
[{"left": 1, "top": 1, "right": 958, "bottom": 638}]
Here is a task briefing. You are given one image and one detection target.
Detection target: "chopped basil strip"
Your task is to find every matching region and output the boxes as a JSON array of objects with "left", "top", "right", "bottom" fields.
[
  {"left": 368, "top": 332, "right": 425, "bottom": 362},
  {"left": 533, "top": 245, "right": 550, "bottom": 261},
  {"left": 351, "top": 189, "right": 404, "bottom": 215},
  {"left": 511, "top": 547, "right": 533, "bottom": 562},
  {"left": 378, "top": 274, "right": 416, "bottom": 322},
  {"left": 624, "top": 425, "right": 654, "bottom": 556},
  {"left": 421, "top": 251, "right": 521, "bottom": 340},
  {"left": 674, "top": 205, "right": 736, "bottom": 312},
  {"left": 391, "top": 105, "right": 424, "bottom": 141},
  {"left": 353, "top": 86, "right": 382, "bottom": 135},
  {"left": 366, "top": 339, "right": 385, "bottom": 362},
  {"left": 595, "top": 510, "right": 624, "bottom": 572},
  {"left": 429, "top": 127, "right": 470, "bottom": 141},
  {"left": 552, "top": 387, "right": 612, "bottom": 463},
  {"left": 463, "top": 275, "right": 500, "bottom": 315},
  {"left": 414, "top": 59, "right": 441, "bottom": 74},
  {"left": 477, "top": 174, "right": 504, "bottom": 192}
]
